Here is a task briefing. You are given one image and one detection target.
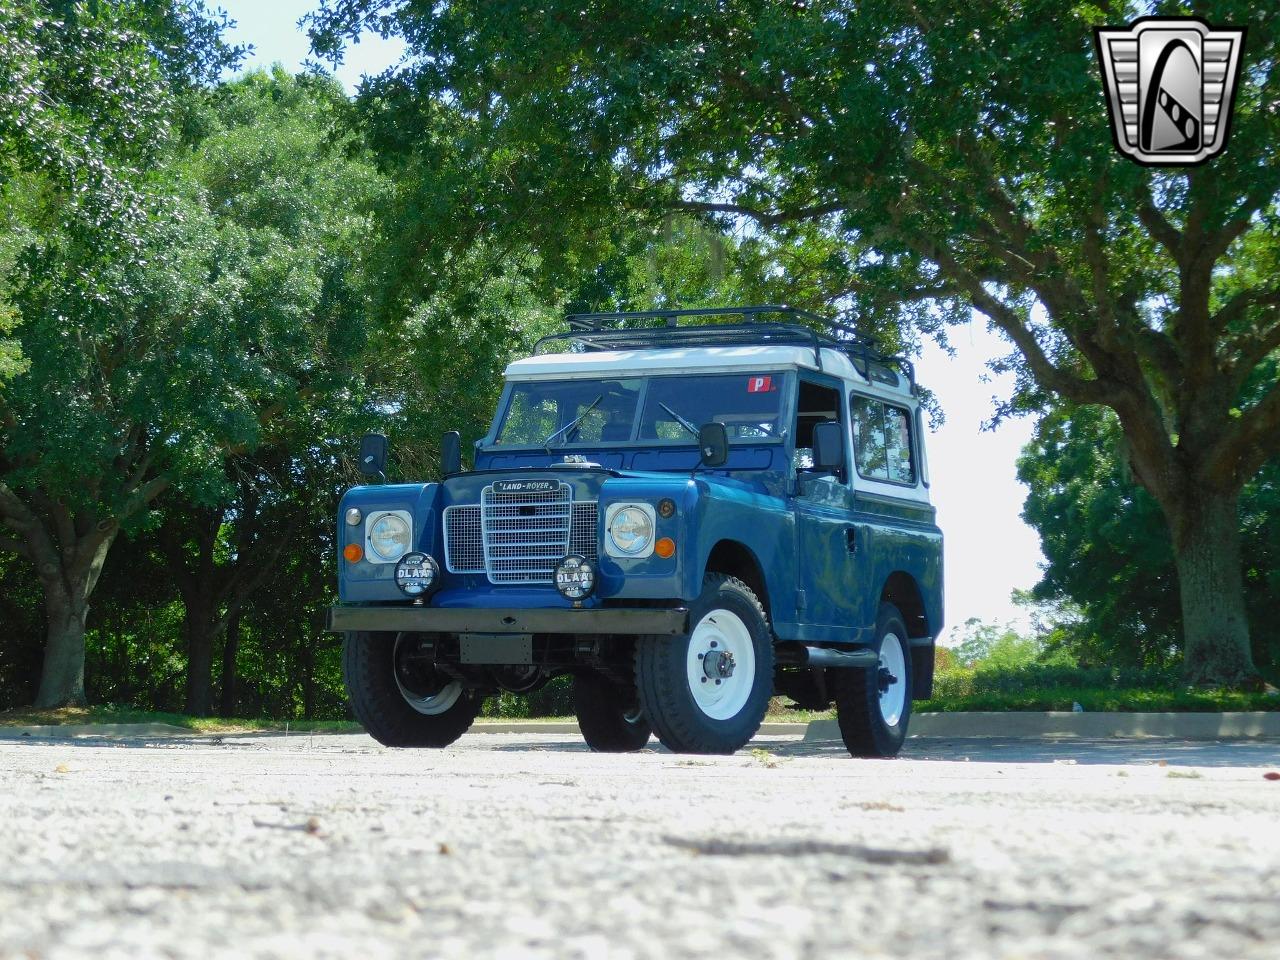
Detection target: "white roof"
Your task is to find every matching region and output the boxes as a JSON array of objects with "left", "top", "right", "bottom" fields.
[{"left": 505, "top": 345, "right": 914, "bottom": 393}]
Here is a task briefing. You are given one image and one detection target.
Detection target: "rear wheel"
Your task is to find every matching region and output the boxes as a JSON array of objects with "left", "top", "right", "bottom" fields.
[
  {"left": 342, "top": 631, "right": 480, "bottom": 747},
  {"left": 635, "top": 575, "right": 773, "bottom": 755},
  {"left": 574, "top": 671, "right": 651, "bottom": 752},
  {"left": 832, "top": 603, "right": 913, "bottom": 757}
]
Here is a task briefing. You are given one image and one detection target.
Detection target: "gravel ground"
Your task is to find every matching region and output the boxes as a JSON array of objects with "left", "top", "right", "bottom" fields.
[{"left": 2, "top": 731, "right": 1279, "bottom": 960}]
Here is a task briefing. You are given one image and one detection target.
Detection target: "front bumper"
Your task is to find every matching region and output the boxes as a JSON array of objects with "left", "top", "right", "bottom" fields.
[{"left": 326, "top": 605, "right": 689, "bottom": 637}]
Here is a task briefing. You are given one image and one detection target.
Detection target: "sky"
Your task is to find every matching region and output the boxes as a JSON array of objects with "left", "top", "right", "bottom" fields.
[{"left": 216, "top": 0, "right": 1047, "bottom": 640}]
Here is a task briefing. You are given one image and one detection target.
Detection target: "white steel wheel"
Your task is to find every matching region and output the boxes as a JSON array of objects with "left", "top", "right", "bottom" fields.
[
  {"left": 634, "top": 574, "right": 774, "bottom": 755},
  {"left": 685, "top": 608, "right": 756, "bottom": 721},
  {"left": 396, "top": 676, "right": 464, "bottom": 716},
  {"left": 393, "top": 635, "right": 463, "bottom": 716},
  {"left": 342, "top": 632, "right": 479, "bottom": 748},
  {"left": 832, "top": 603, "right": 914, "bottom": 758},
  {"left": 877, "top": 632, "right": 908, "bottom": 727}
]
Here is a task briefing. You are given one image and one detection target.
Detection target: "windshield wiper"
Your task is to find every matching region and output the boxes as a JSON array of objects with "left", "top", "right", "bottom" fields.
[
  {"left": 543, "top": 394, "right": 603, "bottom": 451},
  {"left": 659, "top": 401, "right": 699, "bottom": 438}
]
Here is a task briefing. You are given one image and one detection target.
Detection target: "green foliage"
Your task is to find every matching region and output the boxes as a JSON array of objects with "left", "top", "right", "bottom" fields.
[
  {"left": 1019, "top": 405, "right": 1280, "bottom": 672},
  {"left": 479, "top": 675, "right": 575, "bottom": 720},
  {"left": 952, "top": 618, "right": 1054, "bottom": 671},
  {"left": 932, "top": 663, "right": 1183, "bottom": 700}
]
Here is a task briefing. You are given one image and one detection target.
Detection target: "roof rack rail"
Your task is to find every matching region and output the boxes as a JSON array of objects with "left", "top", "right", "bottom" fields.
[{"left": 535, "top": 305, "right": 915, "bottom": 389}]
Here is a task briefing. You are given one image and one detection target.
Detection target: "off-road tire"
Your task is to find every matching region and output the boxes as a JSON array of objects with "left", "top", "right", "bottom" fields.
[
  {"left": 573, "top": 671, "right": 652, "bottom": 752},
  {"left": 342, "top": 631, "right": 480, "bottom": 747},
  {"left": 832, "top": 603, "right": 913, "bottom": 758},
  {"left": 635, "top": 575, "right": 774, "bottom": 755}
]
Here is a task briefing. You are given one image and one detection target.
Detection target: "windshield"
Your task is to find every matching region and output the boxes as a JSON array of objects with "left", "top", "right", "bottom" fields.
[
  {"left": 494, "top": 373, "right": 787, "bottom": 446},
  {"left": 497, "top": 378, "right": 643, "bottom": 446}
]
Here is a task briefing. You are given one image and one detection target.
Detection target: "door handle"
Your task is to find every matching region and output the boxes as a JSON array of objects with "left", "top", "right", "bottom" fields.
[{"left": 846, "top": 527, "right": 858, "bottom": 554}]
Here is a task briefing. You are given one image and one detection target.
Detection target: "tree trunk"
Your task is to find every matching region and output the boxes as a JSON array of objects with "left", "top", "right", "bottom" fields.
[
  {"left": 34, "top": 591, "right": 90, "bottom": 708},
  {"left": 1169, "top": 489, "right": 1257, "bottom": 687},
  {"left": 219, "top": 610, "right": 240, "bottom": 719},
  {"left": 301, "top": 641, "right": 315, "bottom": 721},
  {"left": 184, "top": 601, "right": 217, "bottom": 717}
]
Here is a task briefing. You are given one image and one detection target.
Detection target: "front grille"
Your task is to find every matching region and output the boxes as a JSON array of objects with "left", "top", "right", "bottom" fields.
[
  {"left": 443, "top": 505, "right": 484, "bottom": 573},
  {"left": 443, "top": 484, "right": 598, "bottom": 584},
  {"left": 569, "top": 502, "right": 598, "bottom": 559}
]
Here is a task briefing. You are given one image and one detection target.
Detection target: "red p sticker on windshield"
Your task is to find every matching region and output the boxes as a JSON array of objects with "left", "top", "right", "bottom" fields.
[{"left": 747, "top": 376, "right": 774, "bottom": 393}]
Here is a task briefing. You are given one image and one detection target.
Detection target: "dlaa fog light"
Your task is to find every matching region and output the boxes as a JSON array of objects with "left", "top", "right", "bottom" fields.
[
  {"left": 554, "top": 554, "right": 596, "bottom": 602},
  {"left": 394, "top": 552, "right": 439, "bottom": 598}
]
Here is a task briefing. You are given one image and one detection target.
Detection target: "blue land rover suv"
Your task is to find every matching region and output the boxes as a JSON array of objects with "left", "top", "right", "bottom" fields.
[{"left": 327, "top": 306, "right": 943, "bottom": 756}]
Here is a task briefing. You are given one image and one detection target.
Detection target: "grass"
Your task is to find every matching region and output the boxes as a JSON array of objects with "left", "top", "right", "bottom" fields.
[{"left": 0, "top": 705, "right": 361, "bottom": 733}]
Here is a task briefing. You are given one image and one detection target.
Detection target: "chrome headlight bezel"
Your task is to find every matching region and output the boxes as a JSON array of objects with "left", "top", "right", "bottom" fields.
[
  {"left": 605, "top": 502, "right": 656, "bottom": 559},
  {"left": 366, "top": 510, "right": 413, "bottom": 564}
]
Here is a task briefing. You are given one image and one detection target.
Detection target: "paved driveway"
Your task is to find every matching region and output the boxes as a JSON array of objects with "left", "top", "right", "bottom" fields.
[{"left": 2, "top": 731, "right": 1278, "bottom": 959}]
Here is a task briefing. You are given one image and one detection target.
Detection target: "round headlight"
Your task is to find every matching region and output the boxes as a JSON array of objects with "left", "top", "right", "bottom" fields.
[
  {"left": 607, "top": 504, "right": 654, "bottom": 556},
  {"left": 368, "top": 513, "right": 411, "bottom": 562},
  {"left": 395, "top": 552, "right": 439, "bottom": 597},
  {"left": 554, "top": 554, "right": 596, "bottom": 601},
  {"left": 345, "top": 507, "right": 363, "bottom": 526}
]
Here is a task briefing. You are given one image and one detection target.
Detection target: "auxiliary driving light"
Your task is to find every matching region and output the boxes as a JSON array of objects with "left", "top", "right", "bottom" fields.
[
  {"left": 394, "top": 552, "right": 439, "bottom": 597},
  {"left": 554, "top": 554, "right": 596, "bottom": 601}
]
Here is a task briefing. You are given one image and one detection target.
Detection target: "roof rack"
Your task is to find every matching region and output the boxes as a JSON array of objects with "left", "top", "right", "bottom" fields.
[{"left": 535, "top": 305, "right": 915, "bottom": 389}]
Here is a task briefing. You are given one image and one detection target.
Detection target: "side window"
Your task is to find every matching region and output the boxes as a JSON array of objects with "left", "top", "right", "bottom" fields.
[
  {"left": 793, "top": 379, "right": 846, "bottom": 483},
  {"left": 851, "top": 395, "right": 916, "bottom": 485}
]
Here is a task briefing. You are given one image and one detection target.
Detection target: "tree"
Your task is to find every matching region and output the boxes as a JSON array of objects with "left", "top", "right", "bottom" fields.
[
  {"left": 0, "top": 6, "right": 325, "bottom": 709},
  {"left": 1020, "top": 403, "right": 1280, "bottom": 673},
  {"left": 149, "top": 69, "right": 385, "bottom": 715},
  {"left": 312, "top": 0, "right": 1280, "bottom": 686},
  {"left": 951, "top": 618, "right": 1047, "bottom": 671},
  {"left": 0, "top": 2, "right": 220, "bottom": 707}
]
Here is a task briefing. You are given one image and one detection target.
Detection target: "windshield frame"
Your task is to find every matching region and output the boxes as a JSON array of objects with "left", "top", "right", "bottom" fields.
[{"left": 483, "top": 371, "right": 796, "bottom": 451}]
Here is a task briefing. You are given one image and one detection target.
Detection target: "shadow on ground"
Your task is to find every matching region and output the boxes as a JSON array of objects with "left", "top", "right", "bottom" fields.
[
  {"left": 485, "top": 734, "right": 1280, "bottom": 767},
  {"left": 4, "top": 731, "right": 1279, "bottom": 768}
]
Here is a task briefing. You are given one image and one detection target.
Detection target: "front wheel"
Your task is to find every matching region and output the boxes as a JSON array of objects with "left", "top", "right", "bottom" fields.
[
  {"left": 342, "top": 631, "right": 481, "bottom": 747},
  {"left": 635, "top": 575, "right": 774, "bottom": 755},
  {"left": 832, "top": 603, "right": 913, "bottom": 757}
]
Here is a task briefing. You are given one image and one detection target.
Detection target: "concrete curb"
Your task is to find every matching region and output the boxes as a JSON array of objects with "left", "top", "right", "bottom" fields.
[
  {"left": 0, "top": 720, "right": 812, "bottom": 741},
  {"left": 804, "top": 711, "right": 1280, "bottom": 742},
  {"left": 0, "top": 722, "right": 198, "bottom": 740},
  {"left": 469, "top": 721, "right": 810, "bottom": 736}
]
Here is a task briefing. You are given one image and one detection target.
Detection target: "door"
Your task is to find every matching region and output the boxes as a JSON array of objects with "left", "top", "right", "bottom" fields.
[{"left": 792, "top": 376, "right": 862, "bottom": 640}]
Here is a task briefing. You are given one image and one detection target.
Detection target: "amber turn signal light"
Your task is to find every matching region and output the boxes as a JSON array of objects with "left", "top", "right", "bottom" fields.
[
  {"left": 343, "top": 543, "right": 364, "bottom": 563},
  {"left": 654, "top": 537, "right": 676, "bottom": 559}
]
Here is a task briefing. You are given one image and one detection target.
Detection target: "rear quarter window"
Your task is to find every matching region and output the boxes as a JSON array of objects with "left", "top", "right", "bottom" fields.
[{"left": 851, "top": 395, "right": 916, "bottom": 485}]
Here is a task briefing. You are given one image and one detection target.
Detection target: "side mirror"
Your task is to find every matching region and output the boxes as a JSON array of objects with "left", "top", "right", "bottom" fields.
[
  {"left": 698, "top": 422, "right": 729, "bottom": 468},
  {"left": 441, "top": 430, "right": 462, "bottom": 475},
  {"left": 812, "top": 421, "right": 845, "bottom": 476},
  {"left": 358, "top": 433, "right": 389, "bottom": 479}
]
